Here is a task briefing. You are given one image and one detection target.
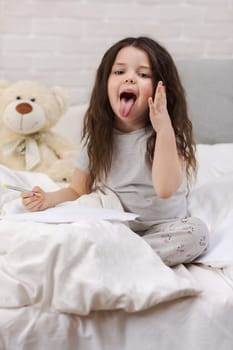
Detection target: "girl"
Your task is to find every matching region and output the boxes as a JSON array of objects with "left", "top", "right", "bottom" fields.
[{"left": 22, "top": 36, "right": 208, "bottom": 266}]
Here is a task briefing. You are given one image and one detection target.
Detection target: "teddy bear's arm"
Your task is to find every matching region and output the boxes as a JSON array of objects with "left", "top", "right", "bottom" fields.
[
  {"left": 45, "top": 132, "right": 77, "bottom": 158},
  {"left": 42, "top": 132, "right": 78, "bottom": 181}
]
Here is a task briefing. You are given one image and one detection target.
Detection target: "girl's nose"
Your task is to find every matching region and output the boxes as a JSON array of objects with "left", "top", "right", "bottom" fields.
[{"left": 125, "top": 78, "right": 135, "bottom": 84}]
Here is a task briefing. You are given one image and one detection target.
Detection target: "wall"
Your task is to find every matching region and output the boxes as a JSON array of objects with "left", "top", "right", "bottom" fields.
[{"left": 0, "top": 0, "right": 232, "bottom": 105}]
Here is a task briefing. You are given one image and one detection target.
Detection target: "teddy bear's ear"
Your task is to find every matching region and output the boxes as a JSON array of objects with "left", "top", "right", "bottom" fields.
[
  {"left": 0, "top": 80, "right": 11, "bottom": 95},
  {"left": 51, "top": 86, "right": 69, "bottom": 114}
]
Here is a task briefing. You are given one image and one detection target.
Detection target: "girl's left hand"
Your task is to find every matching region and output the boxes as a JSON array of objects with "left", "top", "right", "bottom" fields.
[
  {"left": 148, "top": 81, "right": 172, "bottom": 133},
  {"left": 21, "top": 186, "right": 50, "bottom": 211}
]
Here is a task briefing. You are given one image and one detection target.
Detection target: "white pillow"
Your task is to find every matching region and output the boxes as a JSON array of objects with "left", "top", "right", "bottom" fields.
[
  {"left": 194, "top": 143, "right": 233, "bottom": 189},
  {"left": 188, "top": 173, "right": 233, "bottom": 231},
  {"left": 196, "top": 209, "right": 233, "bottom": 267},
  {"left": 188, "top": 143, "right": 233, "bottom": 266},
  {"left": 53, "top": 104, "right": 87, "bottom": 146},
  {"left": 189, "top": 176, "right": 233, "bottom": 267}
]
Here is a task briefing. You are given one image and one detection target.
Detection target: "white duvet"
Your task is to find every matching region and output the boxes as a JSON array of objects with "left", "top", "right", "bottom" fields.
[
  {"left": 0, "top": 143, "right": 233, "bottom": 316},
  {"left": 0, "top": 165, "right": 199, "bottom": 315}
]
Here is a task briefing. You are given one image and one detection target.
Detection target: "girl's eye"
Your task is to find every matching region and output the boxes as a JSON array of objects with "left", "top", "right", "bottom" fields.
[
  {"left": 114, "top": 70, "right": 124, "bottom": 75},
  {"left": 16, "top": 96, "right": 21, "bottom": 100},
  {"left": 139, "top": 72, "right": 150, "bottom": 78},
  {"left": 30, "top": 98, "right": 36, "bottom": 102}
]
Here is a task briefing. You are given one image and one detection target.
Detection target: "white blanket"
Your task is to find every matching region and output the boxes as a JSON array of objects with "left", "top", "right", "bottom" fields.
[{"left": 0, "top": 165, "right": 199, "bottom": 315}]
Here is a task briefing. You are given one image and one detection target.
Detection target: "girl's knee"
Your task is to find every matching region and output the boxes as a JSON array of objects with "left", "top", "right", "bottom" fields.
[{"left": 185, "top": 217, "right": 209, "bottom": 253}]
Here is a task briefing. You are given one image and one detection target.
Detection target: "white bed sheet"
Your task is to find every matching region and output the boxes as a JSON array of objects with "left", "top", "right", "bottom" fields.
[{"left": 0, "top": 264, "right": 232, "bottom": 350}]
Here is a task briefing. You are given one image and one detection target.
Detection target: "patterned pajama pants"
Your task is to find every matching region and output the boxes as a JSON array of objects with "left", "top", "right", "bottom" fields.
[{"left": 142, "top": 217, "right": 209, "bottom": 266}]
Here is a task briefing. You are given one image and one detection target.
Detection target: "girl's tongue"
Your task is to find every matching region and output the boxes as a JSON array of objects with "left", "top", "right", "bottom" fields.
[{"left": 119, "top": 93, "right": 136, "bottom": 117}]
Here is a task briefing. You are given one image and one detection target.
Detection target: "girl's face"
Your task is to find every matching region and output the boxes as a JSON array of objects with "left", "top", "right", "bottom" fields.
[{"left": 107, "top": 46, "right": 154, "bottom": 132}]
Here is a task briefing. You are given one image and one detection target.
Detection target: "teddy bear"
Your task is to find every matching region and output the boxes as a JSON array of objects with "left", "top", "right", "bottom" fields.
[{"left": 0, "top": 80, "right": 77, "bottom": 182}]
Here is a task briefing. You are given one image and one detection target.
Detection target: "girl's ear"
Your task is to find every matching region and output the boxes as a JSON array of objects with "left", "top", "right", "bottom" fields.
[{"left": 51, "top": 86, "right": 69, "bottom": 114}]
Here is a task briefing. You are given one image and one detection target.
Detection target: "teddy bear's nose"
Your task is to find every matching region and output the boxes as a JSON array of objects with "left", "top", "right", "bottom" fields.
[{"left": 16, "top": 102, "right": 33, "bottom": 115}]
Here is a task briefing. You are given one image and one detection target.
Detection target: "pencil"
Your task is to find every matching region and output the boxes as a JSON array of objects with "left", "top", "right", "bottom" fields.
[{"left": 2, "top": 183, "right": 42, "bottom": 197}]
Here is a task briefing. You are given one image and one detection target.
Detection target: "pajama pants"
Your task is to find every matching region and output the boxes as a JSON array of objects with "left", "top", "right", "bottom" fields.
[{"left": 141, "top": 217, "right": 209, "bottom": 266}]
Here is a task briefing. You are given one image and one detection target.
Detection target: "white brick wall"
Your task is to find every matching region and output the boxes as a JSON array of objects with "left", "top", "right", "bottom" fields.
[{"left": 0, "top": 0, "right": 232, "bottom": 105}]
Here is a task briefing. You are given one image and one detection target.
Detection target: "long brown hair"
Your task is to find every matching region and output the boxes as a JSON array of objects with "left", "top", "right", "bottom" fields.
[{"left": 83, "top": 37, "right": 196, "bottom": 187}]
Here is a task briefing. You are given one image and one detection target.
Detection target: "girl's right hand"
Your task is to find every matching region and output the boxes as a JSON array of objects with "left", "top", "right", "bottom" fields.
[
  {"left": 148, "top": 81, "right": 172, "bottom": 133},
  {"left": 21, "top": 186, "right": 53, "bottom": 212}
]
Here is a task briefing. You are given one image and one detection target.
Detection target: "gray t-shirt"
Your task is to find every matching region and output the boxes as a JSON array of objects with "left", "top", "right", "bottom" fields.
[{"left": 76, "top": 127, "right": 188, "bottom": 233}]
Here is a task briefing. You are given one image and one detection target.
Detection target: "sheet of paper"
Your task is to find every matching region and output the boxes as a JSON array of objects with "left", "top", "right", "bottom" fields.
[{"left": 2, "top": 202, "right": 138, "bottom": 223}]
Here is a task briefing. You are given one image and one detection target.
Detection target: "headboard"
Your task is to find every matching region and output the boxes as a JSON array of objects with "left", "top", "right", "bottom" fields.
[
  {"left": 55, "top": 60, "right": 233, "bottom": 146},
  {"left": 177, "top": 60, "right": 233, "bottom": 144}
]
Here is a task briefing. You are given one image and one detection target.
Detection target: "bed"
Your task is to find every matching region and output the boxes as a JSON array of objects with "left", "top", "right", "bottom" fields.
[{"left": 0, "top": 59, "right": 233, "bottom": 350}]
